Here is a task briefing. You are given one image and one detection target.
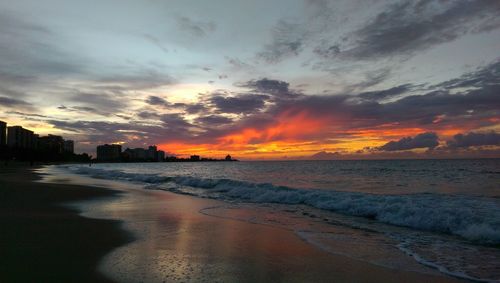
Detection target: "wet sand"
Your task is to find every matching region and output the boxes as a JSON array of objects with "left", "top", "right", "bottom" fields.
[
  {"left": 0, "top": 164, "right": 132, "bottom": 283},
  {"left": 52, "top": 168, "right": 467, "bottom": 283},
  {"left": 1, "top": 164, "right": 468, "bottom": 282}
]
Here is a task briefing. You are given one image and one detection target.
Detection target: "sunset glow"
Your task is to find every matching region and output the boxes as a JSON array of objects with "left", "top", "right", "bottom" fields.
[{"left": 0, "top": 0, "right": 498, "bottom": 159}]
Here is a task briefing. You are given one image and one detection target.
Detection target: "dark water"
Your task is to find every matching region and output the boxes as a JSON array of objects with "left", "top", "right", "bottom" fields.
[{"left": 69, "top": 159, "right": 499, "bottom": 195}]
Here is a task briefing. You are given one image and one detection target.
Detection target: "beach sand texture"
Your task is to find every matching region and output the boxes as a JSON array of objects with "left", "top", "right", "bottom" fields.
[{"left": 0, "top": 164, "right": 131, "bottom": 282}]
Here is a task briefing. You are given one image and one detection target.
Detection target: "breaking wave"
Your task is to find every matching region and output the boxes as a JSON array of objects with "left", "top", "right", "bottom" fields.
[{"left": 70, "top": 166, "right": 500, "bottom": 244}]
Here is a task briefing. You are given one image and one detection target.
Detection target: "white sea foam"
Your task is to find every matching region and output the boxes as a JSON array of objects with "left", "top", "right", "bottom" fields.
[
  {"left": 69, "top": 166, "right": 500, "bottom": 244},
  {"left": 396, "top": 240, "right": 500, "bottom": 283}
]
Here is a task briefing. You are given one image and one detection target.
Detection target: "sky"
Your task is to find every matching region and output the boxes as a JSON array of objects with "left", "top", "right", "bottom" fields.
[{"left": 0, "top": 0, "right": 499, "bottom": 159}]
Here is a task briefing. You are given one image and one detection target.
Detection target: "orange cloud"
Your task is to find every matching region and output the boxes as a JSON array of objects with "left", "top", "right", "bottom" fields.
[
  {"left": 219, "top": 109, "right": 328, "bottom": 146},
  {"left": 158, "top": 110, "right": 334, "bottom": 159},
  {"left": 158, "top": 109, "right": 490, "bottom": 160}
]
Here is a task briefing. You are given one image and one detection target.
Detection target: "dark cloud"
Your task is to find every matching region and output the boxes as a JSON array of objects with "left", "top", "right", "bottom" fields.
[
  {"left": 195, "top": 115, "right": 233, "bottom": 126},
  {"left": 137, "top": 111, "right": 160, "bottom": 119},
  {"left": 378, "top": 132, "right": 439, "bottom": 151},
  {"left": 73, "top": 106, "right": 98, "bottom": 113},
  {"left": 0, "top": 96, "right": 33, "bottom": 110},
  {"left": 267, "top": 61, "right": 499, "bottom": 134},
  {"left": 351, "top": 67, "right": 393, "bottom": 90},
  {"left": 146, "top": 95, "right": 169, "bottom": 106},
  {"left": 358, "top": 84, "right": 413, "bottom": 101},
  {"left": 146, "top": 61, "right": 500, "bottom": 146},
  {"left": 185, "top": 103, "right": 208, "bottom": 114},
  {"left": 379, "top": 85, "right": 499, "bottom": 126},
  {"left": 225, "top": 57, "right": 253, "bottom": 71},
  {"left": 39, "top": 59, "right": 500, "bottom": 155},
  {"left": 70, "top": 92, "right": 126, "bottom": 110},
  {"left": 436, "top": 60, "right": 500, "bottom": 89},
  {"left": 313, "top": 44, "right": 340, "bottom": 59},
  {"left": 316, "top": 0, "right": 500, "bottom": 60},
  {"left": 115, "top": 114, "right": 132, "bottom": 120},
  {"left": 331, "top": 61, "right": 499, "bottom": 128},
  {"left": 5, "top": 111, "right": 48, "bottom": 119},
  {"left": 447, "top": 132, "right": 500, "bottom": 148},
  {"left": 258, "top": 20, "right": 305, "bottom": 63},
  {"left": 176, "top": 16, "right": 216, "bottom": 37},
  {"left": 48, "top": 120, "right": 130, "bottom": 134},
  {"left": 211, "top": 94, "right": 268, "bottom": 114},
  {"left": 160, "top": 113, "right": 194, "bottom": 131},
  {"left": 47, "top": 116, "right": 197, "bottom": 152},
  {"left": 57, "top": 105, "right": 100, "bottom": 114},
  {"left": 240, "top": 78, "right": 295, "bottom": 97},
  {"left": 288, "top": 82, "right": 498, "bottom": 131}
]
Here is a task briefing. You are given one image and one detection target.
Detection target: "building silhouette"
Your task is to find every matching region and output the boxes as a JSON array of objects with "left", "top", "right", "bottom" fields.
[
  {"left": 190, "top": 155, "right": 200, "bottom": 161},
  {"left": 38, "top": 135, "right": 64, "bottom": 153},
  {"left": 63, "top": 140, "right": 74, "bottom": 153},
  {"left": 0, "top": 121, "right": 6, "bottom": 146},
  {"left": 147, "top": 145, "right": 157, "bottom": 160},
  {"left": 122, "top": 145, "right": 165, "bottom": 162},
  {"left": 97, "top": 144, "right": 122, "bottom": 161},
  {"left": 0, "top": 121, "right": 90, "bottom": 162},
  {"left": 123, "top": 147, "right": 146, "bottom": 160},
  {"left": 157, "top": 150, "right": 165, "bottom": 162},
  {"left": 7, "top": 126, "right": 36, "bottom": 149}
]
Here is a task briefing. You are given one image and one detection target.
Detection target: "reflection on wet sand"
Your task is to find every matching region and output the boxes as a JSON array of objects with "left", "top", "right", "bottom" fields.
[
  {"left": 35, "top": 165, "right": 472, "bottom": 282},
  {"left": 79, "top": 187, "right": 463, "bottom": 283}
]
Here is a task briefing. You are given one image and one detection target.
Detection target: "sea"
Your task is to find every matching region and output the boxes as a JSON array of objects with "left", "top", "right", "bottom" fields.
[{"left": 54, "top": 159, "right": 500, "bottom": 282}]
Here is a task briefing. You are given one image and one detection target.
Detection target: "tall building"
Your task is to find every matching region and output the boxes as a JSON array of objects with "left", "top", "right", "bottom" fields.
[
  {"left": 157, "top": 150, "right": 165, "bottom": 162},
  {"left": 123, "top": 148, "right": 146, "bottom": 160},
  {"left": 63, "top": 140, "right": 74, "bottom": 153},
  {"left": 0, "top": 121, "right": 6, "bottom": 146},
  {"left": 32, "top": 134, "right": 39, "bottom": 149},
  {"left": 7, "top": 126, "right": 35, "bottom": 149},
  {"left": 147, "top": 145, "right": 157, "bottom": 160},
  {"left": 97, "top": 144, "right": 122, "bottom": 161},
  {"left": 38, "top": 135, "right": 64, "bottom": 153}
]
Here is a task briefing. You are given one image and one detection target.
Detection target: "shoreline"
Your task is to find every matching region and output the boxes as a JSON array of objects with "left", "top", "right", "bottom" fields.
[
  {"left": 56, "top": 166, "right": 467, "bottom": 283},
  {"left": 1, "top": 163, "right": 470, "bottom": 282},
  {"left": 0, "top": 164, "right": 133, "bottom": 282}
]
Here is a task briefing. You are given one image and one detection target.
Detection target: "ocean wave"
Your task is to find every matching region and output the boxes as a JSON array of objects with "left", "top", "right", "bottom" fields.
[{"left": 69, "top": 166, "right": 500, "bottom": 244}]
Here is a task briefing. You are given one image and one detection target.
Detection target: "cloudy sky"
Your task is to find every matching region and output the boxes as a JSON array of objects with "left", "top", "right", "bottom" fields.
[{"left": 0, "top": 0, "right": 499, "bottom": 159}]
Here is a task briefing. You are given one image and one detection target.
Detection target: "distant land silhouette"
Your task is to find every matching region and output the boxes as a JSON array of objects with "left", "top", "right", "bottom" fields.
[
  {"left": 0, "top": 120, "right": 237, "bottom": 164},
  {"left": 0, "top": 121, "right": 90, "bottom": 163},
  {"left": 95, "top": 143, "right": 237, "bottom": 163}
]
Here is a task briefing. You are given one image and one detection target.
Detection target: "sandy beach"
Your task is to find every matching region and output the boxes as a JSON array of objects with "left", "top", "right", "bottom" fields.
[
  {"left": 0, "top": 164, "right": 132, "bottom": 282},
  {"left": 0, "top": 164, "right": 472, "bottom": 282}
]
